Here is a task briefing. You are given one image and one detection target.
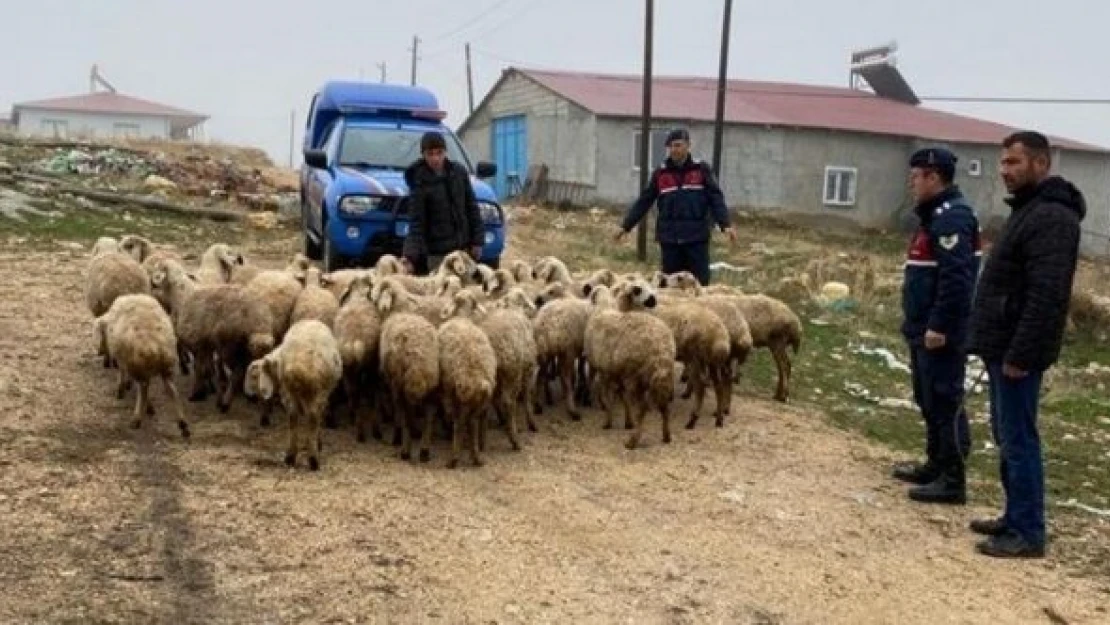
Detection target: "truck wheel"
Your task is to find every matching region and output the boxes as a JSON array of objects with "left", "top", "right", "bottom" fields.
[
  {"left": 302, "top": 204, "right": 322, "bottom": 261},
  {"left": 322, "top": 233, "right": 341, "bottom": 272}
]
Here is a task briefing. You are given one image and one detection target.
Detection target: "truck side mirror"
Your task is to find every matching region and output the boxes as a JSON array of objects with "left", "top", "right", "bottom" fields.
[
  {"left": 303, "top": 149, "right": 328, "bottom": 169},
  {"left": 475, "top": 161, "right": 497, "bottom": 179}
]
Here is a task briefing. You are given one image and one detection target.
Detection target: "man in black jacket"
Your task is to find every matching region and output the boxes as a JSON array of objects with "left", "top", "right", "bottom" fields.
[
  {"left": 402, "top": 131, "right": 484, "bottom": 275},
  {"left": 614, "top": 128, "right": 736, "bottom": 286},
  {"left": 968, "top": 131, "right": 1085, "bottom": 559},
  {"left": 894, "top": 147, "right": 978, "bottom": 505}
]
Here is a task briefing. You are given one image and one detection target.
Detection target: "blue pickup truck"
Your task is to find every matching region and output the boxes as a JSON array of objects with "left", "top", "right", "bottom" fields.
[{"left": 299, "top": 81, "right": 505, "bottom": 271}]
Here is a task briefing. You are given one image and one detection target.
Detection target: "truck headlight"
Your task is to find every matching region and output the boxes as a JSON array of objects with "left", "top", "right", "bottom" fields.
[
  {"left": 478, "top": 201, "right": 502, "bottom": 224},
  {"left": 339, "top": 195, "right": 382, "bottom": 216}
]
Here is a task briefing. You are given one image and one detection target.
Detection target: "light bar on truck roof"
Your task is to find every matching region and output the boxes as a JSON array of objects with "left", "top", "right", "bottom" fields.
[{"left": 337, "top": 104, "right": 447, "bottom": 120}]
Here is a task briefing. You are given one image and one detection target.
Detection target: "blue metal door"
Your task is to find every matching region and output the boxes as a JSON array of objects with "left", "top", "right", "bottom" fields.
[{"left": 491, "top": 115, "right": 527, "bottom": 198}]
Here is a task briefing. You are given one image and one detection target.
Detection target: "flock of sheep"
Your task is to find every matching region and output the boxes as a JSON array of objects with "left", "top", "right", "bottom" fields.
[{"left": 84, "top": 234, "right": 804, "bottom": 471}]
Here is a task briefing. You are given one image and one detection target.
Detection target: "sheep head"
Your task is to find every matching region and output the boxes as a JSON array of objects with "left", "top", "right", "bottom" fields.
[
  {"left": 91, "top": 236, "right": 119, "bottom": 257},
  {"left": 245, "top": 355, "right": 278, "bottom": 401},
  {"left": 588, "top": 284, "right": 616, "bottom": 309},
  {"left": 286, "top": 253, "right": 311, "bottom": 283},
  {"left": 337, "top": 273, "right": 375, "bottom": 307},
  {"left": 533, "top": 257, "right": 570, "bottom": 285},
  {"left": 201, "top": 243, "right": 240, "bottom": 283},
  {"left": 486, "top": 269, "right": 515, "bottom": 297},
  {"left": 534, "top": 282, "right": 568, "bottom": 309},
  {"left": 372, "top": 277, "right": 408, "bottom": 315},
  {"left": 375, "top": 254, "right": 405, "bottom": 276},
  {"left": 614, "top": 279, "right": 658, "bottom": 312},
  {"left": 473, "top": 264, "right": 496, "bottom": 289},
  {"left": 498, "top": 287, "right": 538, "bottom": 317},
  {"left": 441, "top": 289, "right": 486, "bottom": 321},
  {"left": 435, "top": 275, "right": 463, "bottom": 298},
  {"left": 666, "top": 271, "right": 703, "bottom": 293},
  {"left": 439, "top": 250, "right": 477, "bottom": 282},
  {"left": 119, "top": 235, "right": 153, "bottom": 263},
  {"left": 580, "top": 268, "right": 616, "bottom": 297},
  {"left": 509, "top": 260, "right": 533, "bottom": 284},
  {"left": 303, "top": 266, "right": 323, "bottom": 289}
]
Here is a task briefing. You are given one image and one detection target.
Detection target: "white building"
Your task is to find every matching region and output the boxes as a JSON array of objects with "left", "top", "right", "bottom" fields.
[{"left": 10, "top": 91, "right": 207, "bottom": 141}]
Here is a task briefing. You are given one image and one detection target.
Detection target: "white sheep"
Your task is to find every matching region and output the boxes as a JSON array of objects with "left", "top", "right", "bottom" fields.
[
  {"left": 245, "top": 319, "right": 342, "bottom": 471},
  {"left": 442, "top": 289, "right": 538, "bottom": 442},
  {"left": 86, "top": 246, "right": 151, "bottom": 367},
  {"left": 375, "top": 279, "right": 441, "bottom": 462},
  {"left": 436, "top": 313, "right": 497, "bottom": 468},
  {"left": 332, "top": 273, "right": 384, "bottom": 441},
  {"left": 290, "top": 266, "right": 340, "bottom": 329},
  {"left": 583, "top": 281, "right": 677, "bottom": 449},
  {"left": 93, "top": 293, "right": 190, "bottom": 439},
  {"left": 194, "top": 243, "right": 243, "bottom": 285}
]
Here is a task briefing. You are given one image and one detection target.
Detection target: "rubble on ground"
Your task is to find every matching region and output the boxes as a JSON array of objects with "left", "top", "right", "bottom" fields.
[{"left": 0, "top": 135, "right": 299, "bottom": 220}]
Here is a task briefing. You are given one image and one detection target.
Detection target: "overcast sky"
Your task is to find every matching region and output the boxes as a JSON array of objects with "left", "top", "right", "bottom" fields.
[{"left": 3, "top": 0, "right": 1108, "bottom": 165}]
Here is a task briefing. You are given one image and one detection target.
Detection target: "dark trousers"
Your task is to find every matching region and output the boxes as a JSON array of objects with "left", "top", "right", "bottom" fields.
[
  {"left": 660, "top": 241, "right": 711, "bottom": 286},
  {"left": 909, "top": 346, "right": 971, "bottom": 475},
  {"left": 986, "top": 361, "right": 1046, "bottom": 546}
]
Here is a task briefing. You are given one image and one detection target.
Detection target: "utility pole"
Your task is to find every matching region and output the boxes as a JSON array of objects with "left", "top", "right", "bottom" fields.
[
  {"left": 465, "top": 43, "right": 476, "bottom": 113},
  {"left": 636, "top": 0, "right": 654, "bottom": 262},
  {"left": 711, "top": 0, "right": 733, "bottom": 177},
  {"left": 409, "top": 35, "right": 421, "bottom": 85},
  {"left": 377, "top": 62, "right": 387, "bottom": 83},
  {"left": 288, "top": 109, "right": 295, "bottom": 168}
]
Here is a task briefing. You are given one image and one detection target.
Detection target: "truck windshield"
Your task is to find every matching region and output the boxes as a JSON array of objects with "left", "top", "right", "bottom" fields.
[{"left": 338, "top": 125, "right": 469, "bottom": 171}]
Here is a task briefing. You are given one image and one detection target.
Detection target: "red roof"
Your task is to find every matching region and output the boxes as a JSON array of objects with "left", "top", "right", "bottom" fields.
[
  {"left": 12, "top": 92, "right": 206, "bottom": 122},
  {"left": 513, "top": 68, "right": 1105, "bottom": 153}
]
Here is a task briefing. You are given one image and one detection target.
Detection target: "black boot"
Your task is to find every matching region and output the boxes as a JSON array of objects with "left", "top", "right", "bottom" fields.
[
  {"left": 891, "top": 461, "right": 939, "bottom": 485},
  {"left": 976, "top": 531, "right": 1045, "bottom": 559},
  {"left": 969, "top": 517, "right": 1008, "bottom": 536},
  {"left": 907, "top": 471, "right": 966, "bottom": 505}
]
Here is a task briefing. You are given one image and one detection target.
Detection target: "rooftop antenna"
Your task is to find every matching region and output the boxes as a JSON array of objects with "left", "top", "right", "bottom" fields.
[{"left": 89, "top": 64, "right": 118, "bottom": 94}]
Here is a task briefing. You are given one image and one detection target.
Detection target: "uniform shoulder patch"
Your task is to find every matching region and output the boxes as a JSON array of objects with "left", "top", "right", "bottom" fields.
[{"left": 938, "top": 234, "right": 959, "bottom": 250}]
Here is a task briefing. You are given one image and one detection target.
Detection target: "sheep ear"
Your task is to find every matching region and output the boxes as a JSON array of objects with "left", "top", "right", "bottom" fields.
[
  {"left": 440, "top": 302, "right": 455, "bottom": 321},
  {"left": 376, "top": 290, "right": 393, "bottom": 313},
  {"left": 338, "top": 282, "right": 355, "bottom": 306}
]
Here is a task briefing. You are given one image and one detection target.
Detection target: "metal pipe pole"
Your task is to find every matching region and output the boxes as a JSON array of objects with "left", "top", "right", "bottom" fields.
[
  {"left": 636, "top": 0, "right": 654, "bottom": 262},
  {"left": 465, "top": 43, "right": 476, "bottom": 113},
  {"left": 711, "top": 0, "right": 733, "bottom": 177}
]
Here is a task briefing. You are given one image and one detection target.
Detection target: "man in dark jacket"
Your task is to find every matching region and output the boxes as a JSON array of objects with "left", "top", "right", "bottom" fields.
[
  {"left": 614, "top": 128, "right": 736, "bottom": 286},
  {"left": 967, "top": 131, "right": 1085, "bottom": 559},
  {"left": 402, "top": 131, "right": 484, "bottom": 275},
  {"left": 894, "top": 147, "right": 980, "bottom": 505}
]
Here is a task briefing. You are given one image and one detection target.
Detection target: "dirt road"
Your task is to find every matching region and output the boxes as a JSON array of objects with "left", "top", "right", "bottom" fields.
[{"left": 1, "top": 243, "right": 1107, "bottom": 625}]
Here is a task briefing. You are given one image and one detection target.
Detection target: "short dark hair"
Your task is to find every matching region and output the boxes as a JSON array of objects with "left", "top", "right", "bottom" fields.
[
  {"left": 420, "top": 131, "right": 446, "bottom": 153},
  {"left": 1003, "top": 130, "right": 1052, "bottom": 165}
]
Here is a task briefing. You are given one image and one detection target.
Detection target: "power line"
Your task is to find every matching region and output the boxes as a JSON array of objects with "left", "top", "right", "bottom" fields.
[
  {"left": 422, "top": 0, "right": 513, "bottom": 56},
  {"left": 463, "top": 0, "right": 544, "bottom": 47}
]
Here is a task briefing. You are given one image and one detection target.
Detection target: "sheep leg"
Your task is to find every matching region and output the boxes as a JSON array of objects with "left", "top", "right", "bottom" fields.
[
  {"left": 177, "top": 345, "right": 191, "bottom": 376},
  {"left": 307, "top": 401, "right": 323, "bottom": 472},
  {"left": 542, "top": 359, "right": 556, "bottom": 407},
  {"left": 771, "top": 344, "right": 791, "bottom": 402},
  {"left": 418, "top": 402, "right": 434, "bottom": 463},
  {"left": 390, "top": 389, "right": 405, "bottom": 448},
  {"left": 216, "top": 362, "right": 240, "bottom": 414},
  {"left": 469, "top": 409, "right": 484, "bottom": 467},
  {"left": 622, "top": 390, "right": 635, "bottom": 430},
  {"left": 284, "top": 410, "right": 300, "bottom": 468},
  {"left": 499, "top": 396, "right": 522, "bottom": 451},
  {"left": 398, "top": 396, "right": 414, "bottom": 461},
  {"left": 259, "top": 395, "right": 276, "bottom": 428},
  {"left": 624, "top": 398, "right": 649, "bottom": 450},
  {"left": 575, "top": 358, "right": 592, "bottom": 408},
  {"left": 161, "top": 374, "right": 191, "bottom": 440},
  {"left": 559, "top": 355, "right": 580, "bottom": 421},
  {"left": 115, "top": 368, "right": 130, "bottom": 400},
  {"left": 522, "top": 375, "right": 538, "bottom": 433},
  {"left": 657, "top": 395, "right": 673, "bottom": 445},
  {"left": 347, "top": 372, "right": 364, "bottom": 438},
  {"left": 130, "top": 380, "right": 150, "bottom": 430},
  {"left": 713, "top": 362, "right": 732, "bottom": 427},
  {"left": 685, "top": 363, "right": 707, "bottom": 430},
  {"left": 188, "top": 350, "right": 211, "bottom": 402},
  {"left": 446, "top": 398, "right": 461, "bottom": 470}
]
